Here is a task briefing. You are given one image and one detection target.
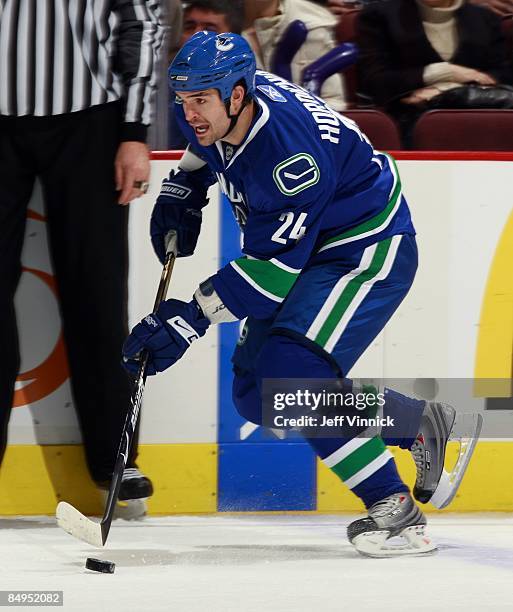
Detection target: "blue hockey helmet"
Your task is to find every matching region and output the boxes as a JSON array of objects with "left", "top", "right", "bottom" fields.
[{"left": 169, "top": 31, "right": 256, "bottom": 102}]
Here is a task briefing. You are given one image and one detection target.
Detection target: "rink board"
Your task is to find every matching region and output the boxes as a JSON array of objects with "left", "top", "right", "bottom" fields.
[
  {"left": 2, "top": 151, "right": 513, "bottom": 515},
  {"left": 1, "top": 441, "right": 512, "bottom": 515}
]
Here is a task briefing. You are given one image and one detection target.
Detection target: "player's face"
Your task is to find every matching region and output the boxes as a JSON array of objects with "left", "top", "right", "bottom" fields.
[{"left": 177, "top": 89, "right": 230, "bottom": 145}]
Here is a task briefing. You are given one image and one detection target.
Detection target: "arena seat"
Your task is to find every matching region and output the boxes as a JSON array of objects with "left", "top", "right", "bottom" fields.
[
  {"left": 335, "top": 7, "right": 360, "bottom": 44},
  {"left": 342, "top": 109, "right": 402, "bottom": 150},
  {"left": 412, "top": 110, "right": 513, "bottom": 151},
  {"left": 335, "top": 8, "right": 362, "bottom": 107}
]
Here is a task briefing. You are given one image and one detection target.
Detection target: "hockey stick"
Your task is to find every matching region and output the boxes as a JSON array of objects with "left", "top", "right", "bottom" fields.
[{"left": 56, "top": 232, "right": 178, "bottom": 547}]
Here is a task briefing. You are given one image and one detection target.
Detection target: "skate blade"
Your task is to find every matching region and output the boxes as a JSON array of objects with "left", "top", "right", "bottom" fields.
[
  {"left": 352, "top": 525, "right": 437, "bottom": 558},
  {"left": 431, "top": 413, "right": 483, "bottom": 509},
  {"left": 99, "top": 491, "right": 148, "bottom": 521}
]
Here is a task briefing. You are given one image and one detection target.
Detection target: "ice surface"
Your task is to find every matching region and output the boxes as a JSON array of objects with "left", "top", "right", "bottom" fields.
[{"left": 1, "top": 514, "right": 512, "bottom": 611}]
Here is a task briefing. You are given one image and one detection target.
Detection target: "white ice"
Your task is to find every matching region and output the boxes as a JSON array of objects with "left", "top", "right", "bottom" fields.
[{"left": 1, "top": 514, "right": 512, "bottom": 612}]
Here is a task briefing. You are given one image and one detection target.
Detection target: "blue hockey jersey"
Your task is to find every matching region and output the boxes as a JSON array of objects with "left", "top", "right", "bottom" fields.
[{"left": 175, "top": 70, "right": 415, "bottom": 320}]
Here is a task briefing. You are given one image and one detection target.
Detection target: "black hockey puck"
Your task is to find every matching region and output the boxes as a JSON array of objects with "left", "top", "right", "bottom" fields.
[{"left": 85, "top": 557, "right": 115, "bottom": 574}]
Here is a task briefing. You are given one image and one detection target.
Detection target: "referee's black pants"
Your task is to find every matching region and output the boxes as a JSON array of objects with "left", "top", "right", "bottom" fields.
[{"left": 0, "top": 102, "right": 139, "bottom": 482}]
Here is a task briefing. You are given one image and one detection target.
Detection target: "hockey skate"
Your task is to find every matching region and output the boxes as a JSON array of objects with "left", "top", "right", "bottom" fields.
[
  {"left": 411, "top": 402, "right": 482, "bottom": 509},
  {"left": 97, "top": 468, "right": 153, "bottom": 520},
  {"left": 347, "top": 492, "right": 437, "bottom": 558}
]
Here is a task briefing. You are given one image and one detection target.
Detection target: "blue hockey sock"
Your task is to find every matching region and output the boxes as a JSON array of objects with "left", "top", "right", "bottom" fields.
[
  {"left": 381, "top": 388, "right": 425, "bottom": 449},
  {"left": 351, "top": 458, "right": 409, "bottom": 508},
  {"left": 256, "top": 335, "right": 409, "bottom": 510},
  {"left": 308, "top": 435, "right": 409, "bottom": 509}
]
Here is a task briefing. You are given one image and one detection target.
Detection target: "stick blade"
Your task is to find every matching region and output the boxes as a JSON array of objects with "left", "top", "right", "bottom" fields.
[{"left": 56, "top": 501, "right": 105, "bottom": 547}]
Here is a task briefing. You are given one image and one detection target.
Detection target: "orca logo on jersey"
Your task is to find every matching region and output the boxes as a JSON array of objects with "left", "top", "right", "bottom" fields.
[
  {"left": 273, "top": 153, "right": 320, "bottom": 196},
  {"left": 257, "top": 85, "right": 287, "bottom": 103}
]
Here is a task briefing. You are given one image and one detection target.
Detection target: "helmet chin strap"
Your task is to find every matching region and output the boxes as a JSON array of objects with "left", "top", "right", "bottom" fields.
[{"left": 220, "top": 97, "right": 250, "bottom": 141}]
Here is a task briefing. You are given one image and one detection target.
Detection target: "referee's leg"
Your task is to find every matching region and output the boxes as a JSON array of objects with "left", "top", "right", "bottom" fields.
[
  {"left": 39, "top": 104, "right": 139, "bottom": 483},
  {"left": 0, "top": 118, "right": 36, "bottom": 465}
]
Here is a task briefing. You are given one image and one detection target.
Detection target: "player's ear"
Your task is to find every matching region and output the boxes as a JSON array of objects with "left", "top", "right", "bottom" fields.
[{"left": 230, "top": 85, "right": 246, "bottom": 114}]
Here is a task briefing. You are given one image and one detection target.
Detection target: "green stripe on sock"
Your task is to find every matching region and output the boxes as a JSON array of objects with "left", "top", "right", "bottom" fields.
[
  {"left": 330, "top": 437, "right": 387, "bottom": 482},
  {"left": 314, "top": 238, "right": 392, "bottom": 348},
  {"left": 233, "top": 257, "right": 299, "bottom": 300}
]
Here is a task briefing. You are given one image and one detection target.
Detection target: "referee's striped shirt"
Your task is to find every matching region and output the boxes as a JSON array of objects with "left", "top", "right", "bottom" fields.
[{"left": 0, "top": 0, "right": 165, "bottom": 141}]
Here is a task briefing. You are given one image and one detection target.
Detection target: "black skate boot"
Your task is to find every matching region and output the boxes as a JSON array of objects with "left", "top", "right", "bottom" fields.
[
  {"left": 97, "top": 468, "right": 153, "bottom": 520},
  {"left": 118, "top": 468, "right": 154, "bottom": 500},
  {"left": 347, "top": 492, "right": 437, "bottom": 557}
]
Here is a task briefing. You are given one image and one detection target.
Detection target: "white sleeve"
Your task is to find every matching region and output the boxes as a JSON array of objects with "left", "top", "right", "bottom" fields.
[{"left": 179, "top": 146, "right": 208, "bottom": 172}]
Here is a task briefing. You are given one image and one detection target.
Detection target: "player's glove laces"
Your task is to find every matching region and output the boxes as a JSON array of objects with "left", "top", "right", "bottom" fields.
[{"left": 122, "top": 299, "right": 210, "bottom": 375}]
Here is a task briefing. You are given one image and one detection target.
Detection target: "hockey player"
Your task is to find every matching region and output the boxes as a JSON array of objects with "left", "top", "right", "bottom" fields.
[{"left": 122, "top": 32, "right": 480, "bottom": 556}]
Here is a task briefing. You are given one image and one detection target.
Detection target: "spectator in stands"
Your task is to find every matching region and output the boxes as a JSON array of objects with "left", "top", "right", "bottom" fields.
[
  {"left": 179, "top": 0, "right": 243, "bottom": 47},
  {"left": 322, "top": 0, "right": 513, "bottom": 16},
  {"left": 168, "top": 1, "right": 244, "bottom": 149},
  {"left": 357, "top": 0, "right": 513, "bottom": 146},
  {"left": 243, "top": 0, "right": 347, "bottom": 111}
]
